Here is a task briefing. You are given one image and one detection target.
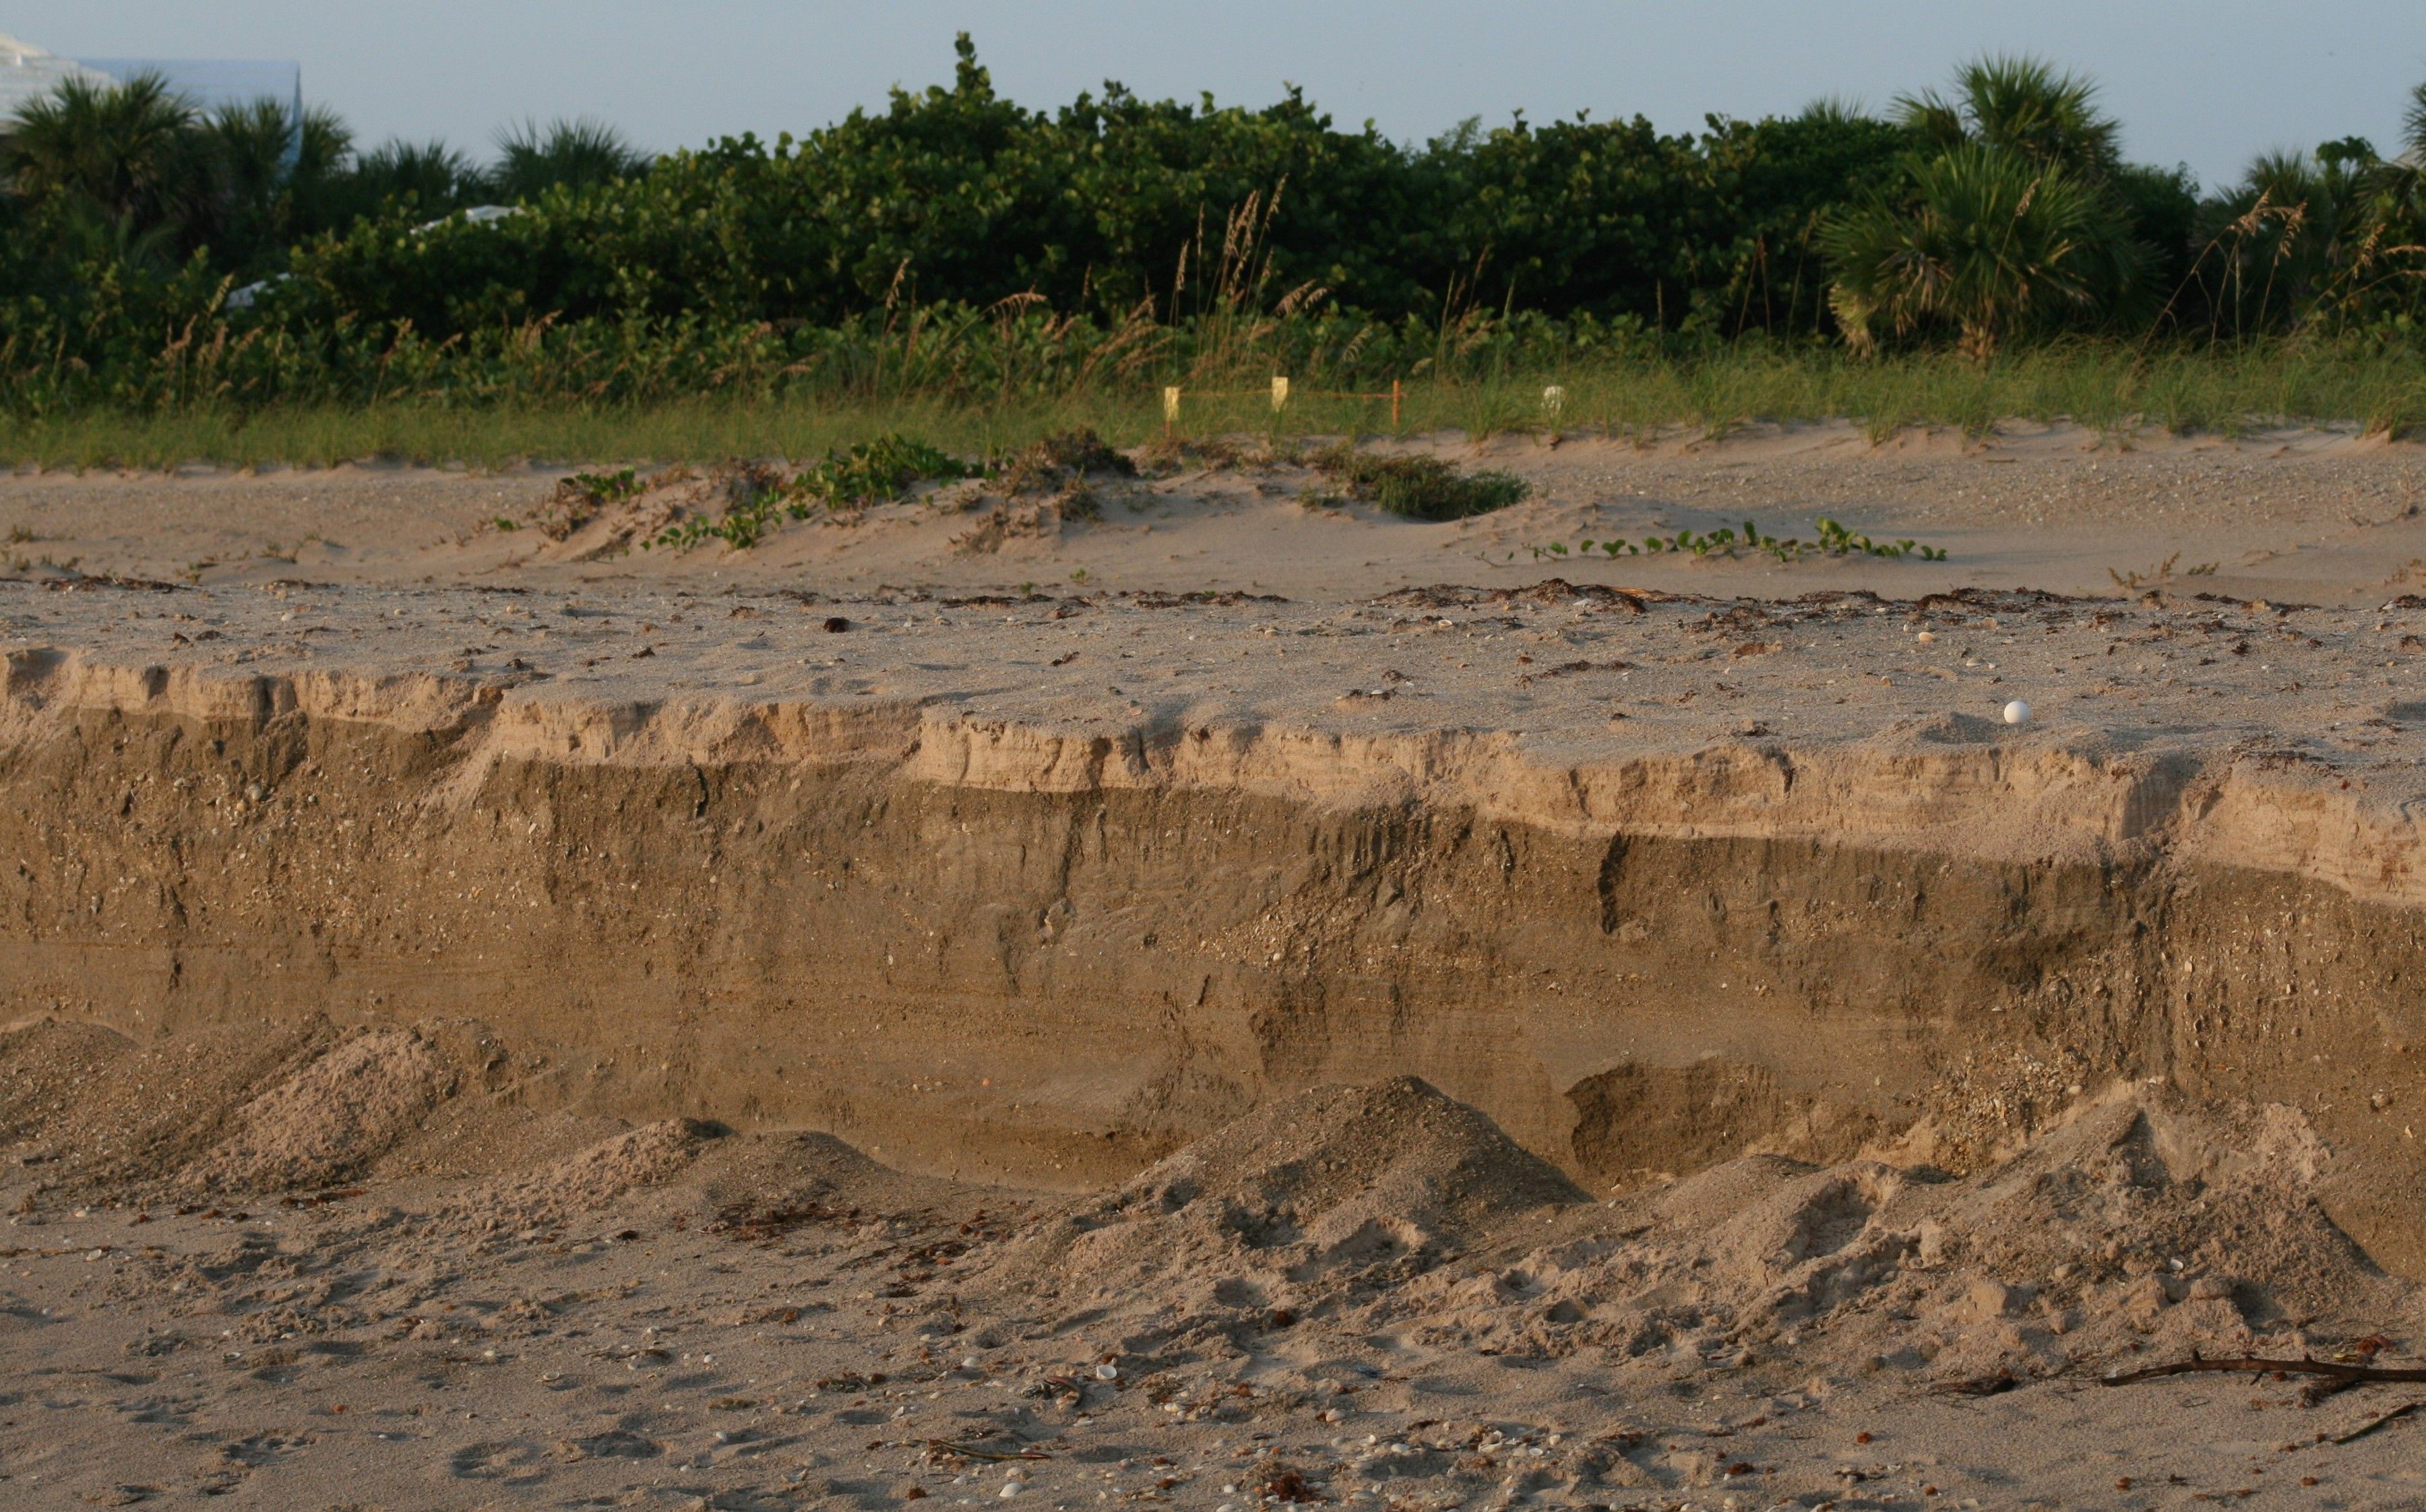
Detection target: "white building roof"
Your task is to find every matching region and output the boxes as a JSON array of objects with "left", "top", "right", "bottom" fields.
[
  {"left": 0, "top": 31, "right": 115, "bottom": 123},
  {"left": 80, "top": 55, "right": 301, "bottom": 119},
  {"left": 1, "top": 32, "right": 301, "bottom": 127}
]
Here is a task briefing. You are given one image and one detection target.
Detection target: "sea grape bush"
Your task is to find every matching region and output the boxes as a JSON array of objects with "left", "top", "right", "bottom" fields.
[
  {"left": 150, "top": 39, "right": 1918, "bottom": 340},
  {"left": 0, "top": 36, "right": 1925, "bottom": 414}
]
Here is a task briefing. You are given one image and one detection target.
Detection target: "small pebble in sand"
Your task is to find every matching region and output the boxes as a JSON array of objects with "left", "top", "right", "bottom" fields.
[{"left": 2003, "top": 699, "right": 2030, "bottom": 725}]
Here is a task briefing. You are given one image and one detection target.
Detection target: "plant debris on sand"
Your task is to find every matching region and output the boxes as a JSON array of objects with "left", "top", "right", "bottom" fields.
[
  {"left": 993, "top": 428, "right": 1138, "bottom": 493},
  {"left": 947, "top": 427, "right": 1142, "bottom": 546}
]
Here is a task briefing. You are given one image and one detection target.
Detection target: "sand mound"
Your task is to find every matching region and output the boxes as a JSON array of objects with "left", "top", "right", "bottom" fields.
[
  {"left": 458, "top": 1117, "right": 723, "bottom": 1230},
  {"left": 0, "top": 1017, "right": 140, "bottom": 1148},
  {"left": 1123, "top": 1077, "right": 1588, "bottom": 1234},
  {"left": 1367, "top": 1083, "right": 2416, "bottom": 1382},
  {"left": 181, "top": 1030, "right": 452, "bottom": 1193},
  {"left": 697, "top": 1129, "right": 900, "bottom": 1214},
  {"left": 958, "top": 1077, "right": 2410, "bottom": 1381},
  {"left": 0, "top": 1015, "right": 342, "bottom": 1191},
  {"left": 979, "top": 1078, "right": 1586, "bottom": 1340}
]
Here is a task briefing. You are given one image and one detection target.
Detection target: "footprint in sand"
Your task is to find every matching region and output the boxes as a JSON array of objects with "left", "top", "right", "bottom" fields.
[{"left": 446, "top": 1437, "right": 553, "bottom": 1484}]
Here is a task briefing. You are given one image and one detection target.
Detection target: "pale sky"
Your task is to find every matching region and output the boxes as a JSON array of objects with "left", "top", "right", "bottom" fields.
[{"left": 9, "top": 1, "right": 2424, "bottom": 191}]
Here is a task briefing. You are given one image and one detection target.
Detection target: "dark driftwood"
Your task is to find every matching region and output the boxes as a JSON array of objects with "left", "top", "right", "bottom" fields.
[
  {"left": 2101, "top": 1353, "right": 2426, "bottom": 1387},
  {"left": 927, "top": 1440, "right": 1052, "bottom": 1462},
  {"left": 2332, "top": 1401, "right": 2424, "bottom": 1445}
]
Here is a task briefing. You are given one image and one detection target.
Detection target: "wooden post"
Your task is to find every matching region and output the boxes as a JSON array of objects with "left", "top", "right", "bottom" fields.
[
  {"left": 1391, "top": 379, "right": 1402, "bottom": 431},
  {"left": 1162, "top": 385, "right": 1181, "bottom": 437}
]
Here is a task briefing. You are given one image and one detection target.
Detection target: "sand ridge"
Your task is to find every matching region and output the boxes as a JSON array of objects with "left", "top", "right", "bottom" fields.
[{"left": 5, "top": 422, "right": 2426, "bottom": 606}]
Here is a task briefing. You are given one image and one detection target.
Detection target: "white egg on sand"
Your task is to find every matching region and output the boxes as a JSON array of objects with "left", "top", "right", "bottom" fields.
[{"left": 2003, "top": 699, "right": 2032, "bottom": 726}]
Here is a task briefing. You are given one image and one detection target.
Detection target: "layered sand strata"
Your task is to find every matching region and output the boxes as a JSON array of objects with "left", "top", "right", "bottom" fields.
[{"left": 5, "top": 573, "right": 2424, "bottom": 1266}]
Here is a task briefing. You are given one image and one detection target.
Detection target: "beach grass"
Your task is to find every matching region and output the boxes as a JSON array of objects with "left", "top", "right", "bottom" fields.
[{"left": 4, "top": 340, "right": 2421, "bottom": 470}]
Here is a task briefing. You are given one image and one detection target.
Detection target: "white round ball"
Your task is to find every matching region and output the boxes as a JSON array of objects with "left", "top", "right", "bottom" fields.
[{"left": 2003, "top": 699, "right": 2031, "bottom": 726}]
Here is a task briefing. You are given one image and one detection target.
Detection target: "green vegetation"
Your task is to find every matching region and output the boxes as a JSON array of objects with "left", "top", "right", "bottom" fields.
[
  {"left": 530, "top": 465, "right": 642, "bottom": 538},
  {"left": 1, "top": 340, "right": 2420, "bottom": 469},
  {"left": 1314, "top": 447, "right": 1530, "bottom": 520},
  {"left": 647, "top": 466, "right": 800, "bottom": 551},
  {"left": 1528, "top": 518, "right": 1948, "bottom": 564},
  {"left": 2, "top": 40, "right": 2424, "bottom": 455},
  {"left": 635, "top": 427, "right": 1156, "bottom": 550},
  {"left": 1823, "top": 59, "right": 2156, "bottom": 358},
  {"left": 796, "top": 433, "right": 975, "bottom": 511},
  {"left": 651, "top": 433, "right": 976, "bottom": 549},
  {"left": 0, "top": 74, "right": 646, "bottom": 283}
]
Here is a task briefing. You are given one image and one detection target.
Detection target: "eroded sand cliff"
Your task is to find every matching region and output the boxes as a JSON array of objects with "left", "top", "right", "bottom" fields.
[{"left": 5, "top": 434, "right": 2426, "bottom": 1507}]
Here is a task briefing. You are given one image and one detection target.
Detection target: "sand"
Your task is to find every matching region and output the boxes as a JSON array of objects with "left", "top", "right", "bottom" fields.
[
  {"left": 5, "top": 425, "right": 2426, "bottom": 1507},
  {"left": 3, "top": 422, "right": 2424, "bottom": 606},
  {"left": 3, "top": 1040, "right": 2423, "bottom": 1509}
]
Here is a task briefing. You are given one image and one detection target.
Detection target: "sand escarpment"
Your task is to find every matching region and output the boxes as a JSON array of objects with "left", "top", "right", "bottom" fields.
[{"left": 4, "top": 579, "right": 2426, "bottom": 1275}]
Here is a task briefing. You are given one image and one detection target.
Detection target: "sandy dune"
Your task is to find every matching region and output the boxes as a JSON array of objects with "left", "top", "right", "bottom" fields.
[{"left": 4, "top": 422, "right": 2423, "bottom": 606}]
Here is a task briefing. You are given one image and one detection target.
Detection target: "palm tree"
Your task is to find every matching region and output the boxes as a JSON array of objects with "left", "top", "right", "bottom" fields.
[
  {"left": 2329, "top": 82, "right": 2426, "bottom": 324},
  {"left": 281, "top": 104, "right": 357, "bottom": 232},
  {"left": 1823, "top": 144, "right": 2129, "bottom": 357},
  {"left": 2372, "top": 80, "right": 2426, "bottom": 234},
  {"left": 51, "top": 192, "right": 183, "bottom": 276},
  {"left": 2185, "top": 79, "right": 2426, "bottom": 336},
  {"left": 192, "top": 98, "right": 304, "bottom": 267},
  {"left": 2196, "top": 151, "right": 2358, "bottom": 333},
  {"left": 1895, "top": 56, "right": 2121, "bottom": 177},
  {"left": 1, "top": 72, "right": 199, "bottom": 231},
  {"left": 489, "top": 117, "right": 650, "bottom": 202},
  {"left": 1823, "top": 55, "right": 2149, "bottom": 354},
  {"left": 349, "top": 138, "right": 481, "bottom": 211}
]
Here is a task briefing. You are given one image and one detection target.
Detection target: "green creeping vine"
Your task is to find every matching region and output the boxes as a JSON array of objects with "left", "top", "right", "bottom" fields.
[
  {"left": 1525, "top": 517, "right": 1946, "bottom": 564},
  {"left": 652, "top": 435, "right": 973, "bottom": 550},
  {"left": 566, "top": 467, "right": 642, "bottom": 507}
]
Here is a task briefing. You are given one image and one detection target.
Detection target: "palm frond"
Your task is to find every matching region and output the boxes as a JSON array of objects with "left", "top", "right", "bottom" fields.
[
  {"left": 1822, "top": 143, "right": 2138, "bottom": 358},
  {"left": 489, "top": 117, "right": 651, "bottom": 203}
]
